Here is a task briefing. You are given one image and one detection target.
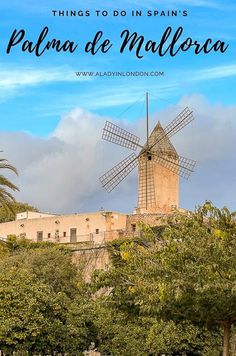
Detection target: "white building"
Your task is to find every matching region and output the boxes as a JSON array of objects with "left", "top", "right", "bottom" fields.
[{"left": 0, "top": 210, "right": 127, "bottom": 245}]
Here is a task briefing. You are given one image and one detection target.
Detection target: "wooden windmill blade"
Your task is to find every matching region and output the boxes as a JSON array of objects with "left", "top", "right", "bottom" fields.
[
  {"left": 152, "top": 153, "right": 196, "bottom": 179},
  {"left": 99, "top": 153, "right": 139, "bottom": 192},
  {"left": 100, "top": 110, "right": 148, "bottom": 194},
  {"left": 164, "top": 107, "right": 194, "bottom": 138},
  {"left": 102, "top": 121, "right": 142, "bottom": 151},
  {"left": 100, "top": 93, "right": 196, "bottom": 215}
]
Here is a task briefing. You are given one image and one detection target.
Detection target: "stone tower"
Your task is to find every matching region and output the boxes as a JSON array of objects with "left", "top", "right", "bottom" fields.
[{"left": 137, "top": 121, "right": 179, "bottom": 214}]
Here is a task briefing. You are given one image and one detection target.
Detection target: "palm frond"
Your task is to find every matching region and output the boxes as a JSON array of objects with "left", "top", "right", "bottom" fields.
[
  {"left": 0, "top": 187, "right": 16, "bottom": 201},
  {"left": 0, "top": 159, "right": 18, "bottom": 175},
  {"left": 0, "top": 188, "right": 16, "bottom": 211},
  {"left": 0, "top": 175, "right": 19, "bottom": 191},
  {"left": 0, "top": 157, "right": 19, "bottom": 210}
]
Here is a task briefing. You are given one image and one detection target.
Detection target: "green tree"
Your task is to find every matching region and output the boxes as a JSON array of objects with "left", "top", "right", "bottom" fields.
[
  {"left": 93, "top": 302, "right": 150, "bottom": 356},
  {"left": 146, "top": 320, "right": 221, "bottom": 356},
  {"left": 1, "top": 245, "right": 79, "bottom": 297},
  {"left": 94, "top": 202, "right": 236, "bottom": 355},
  {"left": 0, "top": 240, "right": 9, "bottom": 258},
  {"left": 0, "top": 157, "right": 18, "bottom": 210},
  {"left": 3, "top": 234, "right": 60, "bottom": 255},
  {"left": 90, "top": 294, "right": 221, "bottom": 355},
  {"left": 0, "top": 246, "right": 94, "bottom": 354},
  {"left": 0, "top": 266, "right": 56, "bottom": 354}
]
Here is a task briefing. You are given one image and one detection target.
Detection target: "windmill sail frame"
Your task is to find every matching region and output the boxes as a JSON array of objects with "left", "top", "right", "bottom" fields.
[{"left": 99, "top": 93, "right": 196, "bottom": 212}]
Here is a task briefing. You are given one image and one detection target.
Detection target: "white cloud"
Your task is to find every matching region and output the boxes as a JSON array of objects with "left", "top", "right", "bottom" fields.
[
  {"left": 193, "top": 64, "right": 236, "bottom": 81},
  {"left": 0, "top": 94, "right": 236, "bottom": 214},
  {"left": 0, "top": 65, "right": 90, "bottom": 100},
  {"left": 0, "top": 108, "right": 139, "bottom": 213},
  {"left": 159, "top": 95, "right": 236, "bottom": 211},
  {"left": 168, "top": 94, "right": 236, "bottom": 161},
  {"left": 0, "top": 68, "right": 70, "bottom": 88}
]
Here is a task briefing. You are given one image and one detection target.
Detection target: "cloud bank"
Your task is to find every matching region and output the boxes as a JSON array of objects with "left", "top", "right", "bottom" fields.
[{"left": 1, "top": 94, "right": 236, "bottom": 214}]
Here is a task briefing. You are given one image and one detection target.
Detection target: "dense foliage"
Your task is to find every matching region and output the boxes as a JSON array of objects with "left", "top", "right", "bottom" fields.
[
  {"left": 0, "top": 202, "right": 235, "bottom": 355},
  {"left": 93, "top": 202, "right": 236, "bottom": 355},
  {"left": 0, "top": 241, "right": 93, "bottom": 355}
]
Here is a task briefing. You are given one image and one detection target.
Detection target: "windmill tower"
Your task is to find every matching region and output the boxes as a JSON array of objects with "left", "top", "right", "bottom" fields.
[
  {"left": 100, "top": 93, "right": 196, "bottom": 214},
  {"left": 137, "top": 120, "right": 179, "bottom": 213}
]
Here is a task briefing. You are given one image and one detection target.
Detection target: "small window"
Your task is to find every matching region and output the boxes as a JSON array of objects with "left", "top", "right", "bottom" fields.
[
  {"left": 47, "top": 233, "right": 51, "bottom": 238},
  {"left": 37, "top": 231, "right": 43, "bottom": 242},
  {"left": 63, "top": 231, "right": 66, "bottom": 237},
  {"left": 95, "top": 229, "right": 99, "bottom": 234},
  {"left": 131, "top": 224, "right": 136, "bottom": 232}
]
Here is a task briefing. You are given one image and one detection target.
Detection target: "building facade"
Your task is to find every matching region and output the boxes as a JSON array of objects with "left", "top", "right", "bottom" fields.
[{"left": 0, "top": 210, "right": 127, "bottom": 245}]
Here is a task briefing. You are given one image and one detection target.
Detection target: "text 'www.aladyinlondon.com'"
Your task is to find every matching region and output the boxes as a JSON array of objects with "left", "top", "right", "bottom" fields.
[{"left": 75, "top": 71, "right": 165, "bottom": 77}]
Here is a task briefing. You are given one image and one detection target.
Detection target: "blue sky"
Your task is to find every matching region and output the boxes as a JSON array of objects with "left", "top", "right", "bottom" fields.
[{"left": 0, "top": 0, "right": 236, "bottom": 213}]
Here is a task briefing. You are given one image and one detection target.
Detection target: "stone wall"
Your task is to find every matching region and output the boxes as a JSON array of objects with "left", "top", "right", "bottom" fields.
[
  {"left": 126, "top": 212, "right": 169, "bottom": 234},
  {"left": 72, "top": 246, "right": 110, "bottom": 281}
]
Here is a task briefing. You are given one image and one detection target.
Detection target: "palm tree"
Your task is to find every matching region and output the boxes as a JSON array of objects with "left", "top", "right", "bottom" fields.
[{"left": 0, "top": 158, "right": 19, "bottom": 210}]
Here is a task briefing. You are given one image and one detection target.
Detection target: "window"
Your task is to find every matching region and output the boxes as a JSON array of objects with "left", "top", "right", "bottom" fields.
[
  {"left": 37, "top": 231, "right": 43, "bottom": 242},
  {"left": 47, "top": 233, "right": 51, "bottom": 238},
  {"left": 95, "top": 229, "right": 99, "bottom": 234},
  {"left": 63, "top": 231, "right": 66, "bottom": 237},
  {"left": 131, "top": 224, "right": 136, "bottom": 232}
]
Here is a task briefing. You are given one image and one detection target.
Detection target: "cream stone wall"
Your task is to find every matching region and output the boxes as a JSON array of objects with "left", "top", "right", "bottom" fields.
[
  {"left": 126, "top": 212, "right": 167, "bottom": 234},
  {"left": 16, "top": 211, "right": 56, "bottom": 220},
  {"left": 152, "top": 163, "right": 179, "bottom": 213},
  {"left": 0, "top": 211, "right": 127, "bottom": 244},
  {"left": 137, "top": 161, "right": 179, "bottom": 214}
]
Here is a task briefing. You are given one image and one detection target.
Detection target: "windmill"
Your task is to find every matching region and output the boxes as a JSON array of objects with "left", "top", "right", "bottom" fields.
[{"left": 99, "top": 93, "right": 196, "bottom": 214}]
